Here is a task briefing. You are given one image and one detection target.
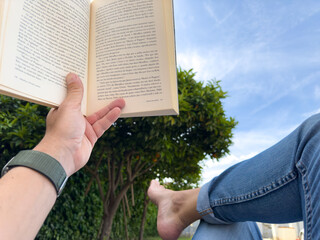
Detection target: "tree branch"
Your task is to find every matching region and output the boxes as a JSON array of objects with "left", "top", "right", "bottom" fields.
[
  {"left": 132, "top": 161, "right": 147, "bottom": 179},
  {"left": 137, "top": 162, "right": 157, "bottom": 178},
  {"left": 110, "top": 155, "right": 115, "bottom": 195},
  {"left": 95, "top": 175, "right": 105, "bottom": 201},
  {"left": 133, "top": 157, "right": 142, "bottom": 173},
  {"left": 122, "top": 199, "right": 129, "bottom": 240},
  {"left": 124, "top": 192, "right": 131, "bottom": 218},
  {"left": 104, "top": 157, "right": 112, "bottom": 206},
  {"left": 85, "top": 165, "right": 95, "bottom": 175},
  {"left": 84, "top": 151, "right": 105, "bottom": 196},
  {"left": 114, "top": 159, "right": 124, "bottom": 189},
  {"left": 127, "top": 153, "right": 133, "bottom": 181},
  {"left": 131, "top": 183, "right": 135, "bottom": 206},
  {"left": 84, "top": 176, "right": 94, "bottom": 196}
]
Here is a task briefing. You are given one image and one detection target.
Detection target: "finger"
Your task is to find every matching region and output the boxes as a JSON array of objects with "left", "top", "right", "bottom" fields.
[
  {"left": 45, "top": 107, "right": 58, "bottom": 123},
  {"left": 87, "top": 98, "right": 125, "bottom": 124},
  {"left": 92, "top": 107, "right": 122, "bottom": 138},
  {"left": 84, "top": 121, "right": 98, "bottom": 147},
  {"left": 47, "top": 108, "right": 56, "bottom": 117},
  {"left": 63, "top": 73, "right": 84, "bottom": 108}
]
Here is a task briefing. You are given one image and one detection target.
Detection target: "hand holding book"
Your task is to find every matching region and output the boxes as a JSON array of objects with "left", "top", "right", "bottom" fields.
[{"left": 34, "top": 73, "right": 125, "bottom": 176}]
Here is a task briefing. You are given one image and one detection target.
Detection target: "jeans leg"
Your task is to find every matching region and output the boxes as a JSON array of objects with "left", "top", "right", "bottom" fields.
[
  {"left": 192, "top": 221, "right": 262, "bottom": 240},
  {"left": 197, "top": 114, "right": 320, "bottom": 240}
]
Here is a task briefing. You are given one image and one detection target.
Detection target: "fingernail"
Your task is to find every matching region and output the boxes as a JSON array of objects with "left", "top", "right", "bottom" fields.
[{"left": 66, "top": 73, "right": 78, "bottom": 84}]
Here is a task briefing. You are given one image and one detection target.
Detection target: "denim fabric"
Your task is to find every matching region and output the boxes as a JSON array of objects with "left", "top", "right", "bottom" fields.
[
  {"left": 195, "top": 114, "right": 320, "bottom": 240},
  {"left": 192, "top": 221, "right": 262, "bottom": 240}
]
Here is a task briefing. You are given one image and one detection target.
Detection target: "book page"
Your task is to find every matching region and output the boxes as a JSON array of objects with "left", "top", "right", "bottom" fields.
[
  {"left": 163, "top": 1, "right": 179, "bottom": 114},
  {"left": 0, "top": 0, "right": 9, "bottom": 69},
  {"left": 88, "top": 0, "right": 178, "bottom": 117},
  {"left": 0, "top": 0, "right": 90, "bottom": 112},
  {"left": 0, "top": 1, "right": 4, "bottom": 39}
]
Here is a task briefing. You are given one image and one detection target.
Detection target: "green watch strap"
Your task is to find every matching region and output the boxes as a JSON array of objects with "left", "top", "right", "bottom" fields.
[{"left": 1, "top": 150, "right": 68, "bottom": 197}]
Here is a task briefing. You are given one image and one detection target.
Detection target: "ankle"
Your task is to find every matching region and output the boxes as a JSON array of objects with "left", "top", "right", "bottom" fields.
[{"left": 171, "top": 189, "right": 201, "bottom": 226}]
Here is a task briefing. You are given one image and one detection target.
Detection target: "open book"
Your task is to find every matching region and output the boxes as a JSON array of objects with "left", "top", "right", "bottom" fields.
[{"left": 0, "top": 0, "right": 178, "bottom": 117}]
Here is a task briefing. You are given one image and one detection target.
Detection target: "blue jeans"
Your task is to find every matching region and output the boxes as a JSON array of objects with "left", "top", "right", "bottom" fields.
[{"left": 193, "top": 114, "right": 320, "bottom": 240}]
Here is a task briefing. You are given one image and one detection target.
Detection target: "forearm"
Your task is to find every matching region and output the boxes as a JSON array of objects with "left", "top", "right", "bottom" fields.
[
  {"left": 0, "top": 167, "right": 56, "bottom": 239},
  {"left": 0, "top": 73, "right": 124, "bottom": 239}
]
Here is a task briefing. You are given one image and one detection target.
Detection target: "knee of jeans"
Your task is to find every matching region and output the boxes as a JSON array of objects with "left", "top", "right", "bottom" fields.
[
  {"left": 295, "top": 113, "right": 320, "bottom": 169},
  {"left": 300, "top": 113, "right": 320, "bottom": 133},
  {"left": 294, "top": 114, "right": 320, "bottom": 154}
]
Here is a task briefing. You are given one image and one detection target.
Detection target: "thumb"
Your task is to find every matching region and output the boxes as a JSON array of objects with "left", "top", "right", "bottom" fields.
[{"left": 64, "top": 73, "right": 84, "bottom": 107}]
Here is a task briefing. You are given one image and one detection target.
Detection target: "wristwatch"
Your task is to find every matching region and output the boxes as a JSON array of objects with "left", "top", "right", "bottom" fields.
[{"left": 1, "top": 150, "right": 68, "bottom": 197}]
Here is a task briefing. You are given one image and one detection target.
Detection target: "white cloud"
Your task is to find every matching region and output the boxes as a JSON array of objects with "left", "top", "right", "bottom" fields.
[
  {"left": 230, "top": 129, "right": 288, "bottom": 158},
  {"left": 177, "top": 49, "right": 241, "bottom": 81},
  {"left": 178, "top": 45, "right": 320, "bottom": 117},
  {"left": 302, "top": 108, "right": 320, "bottom": 118},
  {"left": 203, "top": 1, "right": 216, "bottom": 20},
  {"left": 203, "top": 1, "right": 237, "bottom": 26},
  {"left": 177, "top": 51, "right": 209, "bottom": 79},
  {"left": 200, "top": 125, "right": 296, "bottom": 186},
  {"left": 251, "top": 71, "right": 320, "bottom": 115},
  {"left": 200, "top": 152, "right": 258, "bottom": 185}
]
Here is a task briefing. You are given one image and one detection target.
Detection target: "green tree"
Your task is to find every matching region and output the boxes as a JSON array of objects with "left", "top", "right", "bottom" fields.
[
  {"left": 0, "top": 96, "right": 47, "bottom": 167},
  {"left": 36, "top": 170, "right": 103, "bottom": 240},
  {"left": 84, "top": 68, "right": 237, "bottom": 239}
]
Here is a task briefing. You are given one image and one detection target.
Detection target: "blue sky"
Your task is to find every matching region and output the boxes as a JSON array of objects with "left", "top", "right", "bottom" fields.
[{"left": 173, "top": 0, "right": 320, "bottom": 184}]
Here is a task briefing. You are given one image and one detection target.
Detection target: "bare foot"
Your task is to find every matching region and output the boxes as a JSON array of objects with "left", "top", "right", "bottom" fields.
[{"left": 147, "top": 180, "right": 201, "bottom": 240}]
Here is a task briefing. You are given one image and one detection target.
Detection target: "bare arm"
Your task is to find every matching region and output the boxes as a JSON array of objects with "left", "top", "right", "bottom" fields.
[{"left": 0, "top": 73, "right": 125, "bottom": 239}]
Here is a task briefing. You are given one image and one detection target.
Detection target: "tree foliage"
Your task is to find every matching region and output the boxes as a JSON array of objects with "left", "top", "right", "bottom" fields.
[
  {"left": 36, "top": 170, "right": 103, "bottom": 240},
  {"left": 0, "top": 96, "right": 47, "bottom": 167},
  {"left": 85, "top": 68, "right": 237, "bottom": 239}
]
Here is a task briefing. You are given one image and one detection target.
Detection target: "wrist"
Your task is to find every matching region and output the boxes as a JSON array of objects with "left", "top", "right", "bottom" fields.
[
  {"left": 34, "top": 137, "right": 74, "bottom": 177},
  {"left": 1, "top": 150, "right": 68, "bottom": 197}
]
